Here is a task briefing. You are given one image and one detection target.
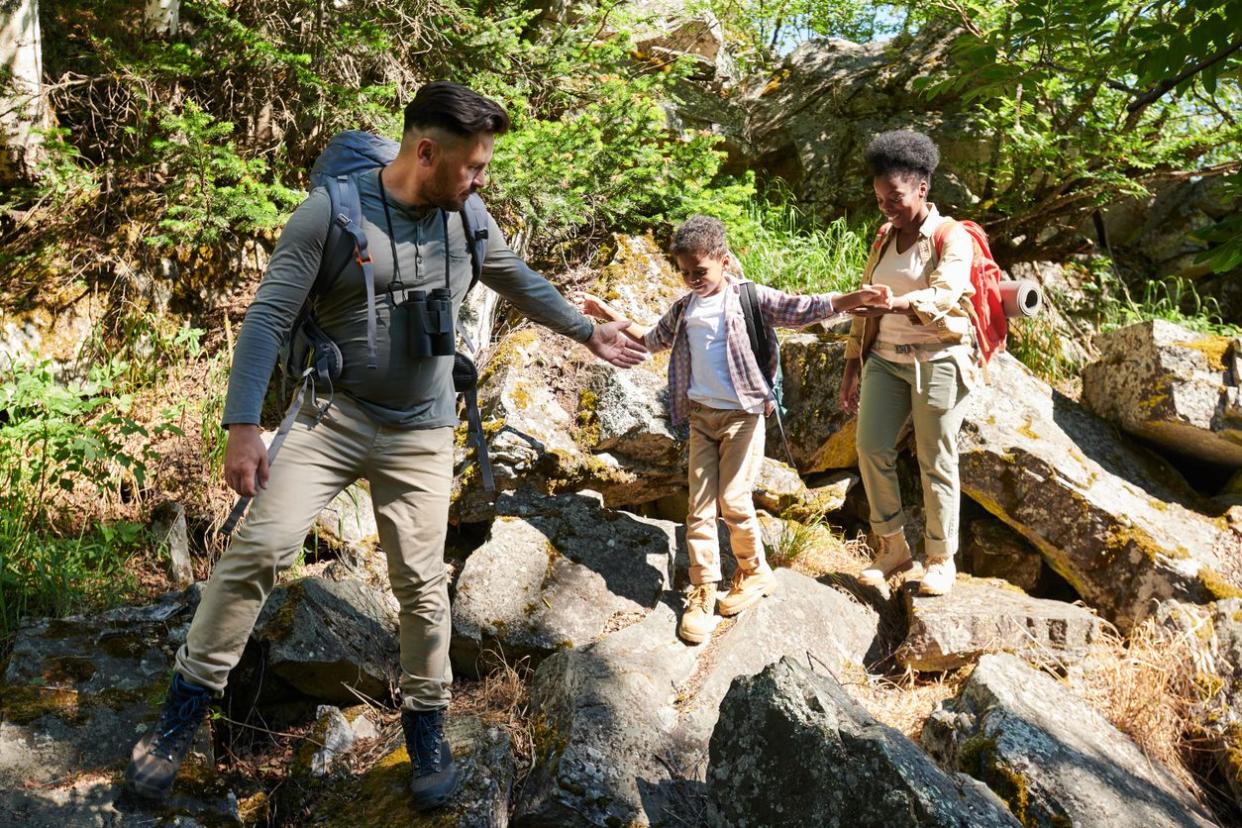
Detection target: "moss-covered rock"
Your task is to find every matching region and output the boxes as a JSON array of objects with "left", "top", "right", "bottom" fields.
[
  {"left": 1082, "top": 319, "right": 1242, "bottom": 466},
  {"left": 922, "top": 653, "right": 1214, "bottom": 828}
]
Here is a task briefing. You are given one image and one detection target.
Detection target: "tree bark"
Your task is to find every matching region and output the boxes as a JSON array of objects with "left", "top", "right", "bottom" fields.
[
  {"left": 143, "top": 0, "right": 179, "bottom": 36},
  {"left": 0, "top": 0, "right": 46, "bottom": 179}
]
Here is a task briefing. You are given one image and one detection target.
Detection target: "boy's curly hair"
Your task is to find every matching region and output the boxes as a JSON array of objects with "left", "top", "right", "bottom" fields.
[
  {"left": 864, "top": 130, "right": 940, "bottom": 182},
  {"left": 670, "top": 215, "right": 728, "bottom": 259}
]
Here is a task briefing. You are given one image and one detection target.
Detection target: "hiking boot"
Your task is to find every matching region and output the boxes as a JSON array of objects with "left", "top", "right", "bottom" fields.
[
  {"left": 858, "top": 531, "right": 914, "bottom": 587},
  {"left": 125, "top": 672, "right": 212, "bottom": 801},
  {"left": 402, "top": 707, "right": 460, "bottom": 811},
  {"left": 718, "top": 565, "right": 777, "bottom": 617},
  {"left": 920, "top": 558, "right": 957, "bottom": 596},
  {"left": 678, "top": 582, "right": 719, "bottom": 644}
]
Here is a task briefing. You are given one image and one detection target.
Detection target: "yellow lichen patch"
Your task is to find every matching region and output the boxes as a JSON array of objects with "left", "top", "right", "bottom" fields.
[
  {"left": 1016, "top": 420, "right": 1040, "bottom": 441},
  {"left": 478, "top": 328, "right": 540, "bottom": 387},
  {"left": 574, "top": 388, "right": 601, "bottom": 449},
  {"left": 1198, "top": 566, "right": 1242, "bottom": 601},
  {"left": 238, "top": 791, "right": 270, "bottom": 825},
  {"left": 1176, "top": 335, "right": 1230, "bottom": 372},
  {"left": 0, "top": 685, "right": 83, "bottom": 725}
]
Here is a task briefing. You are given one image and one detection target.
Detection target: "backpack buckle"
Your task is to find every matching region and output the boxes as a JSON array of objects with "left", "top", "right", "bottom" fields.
[{"left": 335, "top": 213, "right": 351, "bottom": 227}]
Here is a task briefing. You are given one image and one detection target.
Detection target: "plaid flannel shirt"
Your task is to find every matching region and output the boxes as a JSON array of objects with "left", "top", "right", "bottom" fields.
[{"left": 643, "top": 277, "right": 839, "bottom": 426}]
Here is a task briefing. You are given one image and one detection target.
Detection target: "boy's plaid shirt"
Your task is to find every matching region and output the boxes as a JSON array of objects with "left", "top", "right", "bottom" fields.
[{"left": 643, "top": 278, "right": 839, "bottom": 426}]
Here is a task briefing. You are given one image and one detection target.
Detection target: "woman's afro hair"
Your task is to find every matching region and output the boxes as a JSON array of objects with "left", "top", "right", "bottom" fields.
[{"left": 864, "top": 130, "right": 940, "bottom": 181}]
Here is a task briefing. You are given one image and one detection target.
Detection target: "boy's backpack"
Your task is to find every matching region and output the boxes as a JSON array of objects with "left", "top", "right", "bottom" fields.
[
  {"left": 737, "top": 280, "right": 798, "bottom": 470},
  {"left": 221, "top": 131, "right": 495, "bottom": 535},
  {"left": 870, "top": 218, "right": 1008, "bottom": 369}
]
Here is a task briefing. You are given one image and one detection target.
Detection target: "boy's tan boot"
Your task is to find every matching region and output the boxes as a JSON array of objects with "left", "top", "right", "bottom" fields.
[
  {"left": 858, "top": 531, "right": 914, "bottom": 587},
  {"left": 678, "top": 583, "right": 719, "bottom": 644},
  {"left": 718, "top": 565, "right": 777, "bottom": 617},
  {"left": 920, "top": 557, "right": 957, "bottom": 596}
]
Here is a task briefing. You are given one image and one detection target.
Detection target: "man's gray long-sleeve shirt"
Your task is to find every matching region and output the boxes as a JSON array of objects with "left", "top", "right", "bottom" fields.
[{"left": 222, "top": 169, "right": 594, "bottom": 429}]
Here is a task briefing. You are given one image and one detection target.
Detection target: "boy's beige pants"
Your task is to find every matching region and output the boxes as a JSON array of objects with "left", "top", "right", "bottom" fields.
[
  {"left": 686, "top": 402, "right": 768, "bottom": 585},
  {"left": 175, "top": 393, "right": 454, "bottom": 711}
]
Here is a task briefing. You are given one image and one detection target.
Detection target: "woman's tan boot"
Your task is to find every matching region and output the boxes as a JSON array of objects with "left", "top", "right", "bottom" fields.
[{"left": 858, "top": 531, "right": 914, "bottom": 587}]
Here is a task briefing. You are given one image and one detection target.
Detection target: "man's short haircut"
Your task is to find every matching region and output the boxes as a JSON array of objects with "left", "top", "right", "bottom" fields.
[
  {"left": 864, "top": 130, "right": 940, "bottom": 182},
  {"left": 403, "top": 81, "right": 511, "bottom": 139},
  {"left": 670, "top": 215, "right": 728, "bottom": 259}
]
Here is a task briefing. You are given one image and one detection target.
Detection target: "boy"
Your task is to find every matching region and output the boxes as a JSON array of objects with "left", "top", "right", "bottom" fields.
[{"left": 574, "top": 216, "right": 889, "bottom": 643}]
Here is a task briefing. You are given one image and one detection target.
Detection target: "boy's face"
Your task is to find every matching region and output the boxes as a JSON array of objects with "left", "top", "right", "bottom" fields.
[{"left": 675, "top": 251, "right": 729, "bottom": 298}]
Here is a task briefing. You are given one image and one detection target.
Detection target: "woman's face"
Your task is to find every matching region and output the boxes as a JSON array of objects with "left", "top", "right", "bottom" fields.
[{"left": 873, "top": 172, "right": 928, "bottom": 231}]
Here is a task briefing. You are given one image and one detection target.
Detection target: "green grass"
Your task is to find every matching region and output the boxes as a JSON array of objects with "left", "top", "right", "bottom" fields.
[{"left": 734, "top": 199, "right": 871, "bottom": 295}]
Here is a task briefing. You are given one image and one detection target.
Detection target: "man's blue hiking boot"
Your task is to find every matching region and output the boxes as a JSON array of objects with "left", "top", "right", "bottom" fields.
[
  {"left": 125, "top": 672, "right": 212, "bottom": 800},
  {"left": 401, "top": 707, "right": 460, "bottom": 810}
]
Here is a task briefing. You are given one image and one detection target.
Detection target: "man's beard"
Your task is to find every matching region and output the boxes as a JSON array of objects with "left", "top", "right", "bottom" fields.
[{"left": 424, "top": 170, "right": 472, "bottom": 212}]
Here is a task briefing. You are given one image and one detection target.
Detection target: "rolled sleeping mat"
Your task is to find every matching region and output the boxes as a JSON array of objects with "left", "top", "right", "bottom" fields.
[{"left": 1000, "top": 280, "right": 1042, "bottom": 318}]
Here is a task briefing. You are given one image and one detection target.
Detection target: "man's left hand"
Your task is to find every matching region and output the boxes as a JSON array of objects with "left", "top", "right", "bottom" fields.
[{"left": 586, "top": 320, "right": 647, "bottom": 368}]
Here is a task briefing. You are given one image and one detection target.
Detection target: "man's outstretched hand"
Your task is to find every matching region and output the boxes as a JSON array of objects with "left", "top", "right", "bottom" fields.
[{"left": 586, "top": 320, "right": 647, "bottom": 368}]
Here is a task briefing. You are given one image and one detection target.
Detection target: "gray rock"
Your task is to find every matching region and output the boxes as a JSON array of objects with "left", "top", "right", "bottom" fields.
[
  {"left": 302, "top": 705, "right": 356, "bottom": 778},
  {"left": 959, "top": 353, "right": 1242, "bottom": 630},
  {"left": 453, "top": 236, "right": 688, "bottom": 522},
  {"left": 516, "top": 569, "right": 880, "bottom": 826},
  {"left": 0, "top": 587, "right": 243, "bottom": 826},
  {"left": 152, "top": 500, "right": 194, "bottom": 589},
  {"left": 922, "top": 653, "right": 1216, "bottom": 828},
  {"left": 774, "top": 334, "right": 856, "bottom": 473},
  {"left": 706, "top": 657, "right": 1021, "bottom": 828},
  {"left": 962, "top": 518, "right": 1044, "bottom": 592},
  {"left": 751, "top": 457, "right": 809, "bottom": 514},
  {"left": 252, "top": 576, "right": 399, "bottom": 704},
  {"left": 451, "top": 489, "right": 678, "bottom": 676},
  {"left": 311, "top": 715, "right": 514, "bottom": 827},
  {"left": 1082, "top": 320, "right": 1242, "bottom": 466},
  {"left": 314, "top": 481, "right": 379, "bottom": 553},
  {"left": 895, "top": 577, "right": 1107, "bottom": 672}
]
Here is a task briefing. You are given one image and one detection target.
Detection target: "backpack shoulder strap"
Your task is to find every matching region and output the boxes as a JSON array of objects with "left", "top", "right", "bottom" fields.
[
  {"left": 739, "top": 281, "right": 772, "bottom": 382},
  {"left": 931, "top": 218, "right": 958, "bottom": 260},
  {"left": 459, "top": 194, "right": 490, "bottom": 293},
  {"left": 322, "top": 172, "right": 378, "bottom": 369}
]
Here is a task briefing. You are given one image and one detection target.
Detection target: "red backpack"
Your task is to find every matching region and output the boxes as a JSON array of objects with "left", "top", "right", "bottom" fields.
[{"left": 872, "top": 219, "right": 1008, "bottom": 366}]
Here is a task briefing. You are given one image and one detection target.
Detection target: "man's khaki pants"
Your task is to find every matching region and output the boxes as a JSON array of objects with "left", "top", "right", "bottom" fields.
[
  {"left": 686, "top": 402, "right": 767, "bottom": 585},
  {"left": 176, "top": 393, "right": 454, "bottom": 711},
  {"left": 856, "top": 354, "right": 971, "bottom": 562}
]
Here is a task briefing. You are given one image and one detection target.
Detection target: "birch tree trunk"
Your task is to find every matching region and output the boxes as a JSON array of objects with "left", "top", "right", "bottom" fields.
[
  {"left": 143, "top": 0, "right": 179, "bottom": 36},
  {"left": 1, "top": 0, "right": 46, "bottom": 179}
]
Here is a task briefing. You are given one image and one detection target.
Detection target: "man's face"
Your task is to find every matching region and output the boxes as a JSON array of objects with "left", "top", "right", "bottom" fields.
[
  {"left": 421, "top": 132, "right": 494, "bottom": 211},
  {"left": 874, "top": 172, "right": 928, "bottom": 231},
  {"left": 674, "top": 251, "right": 729, "bottom": 297}
]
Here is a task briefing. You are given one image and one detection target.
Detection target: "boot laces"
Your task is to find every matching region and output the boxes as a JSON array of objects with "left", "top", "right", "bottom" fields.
[
  {"left": 151, "top": 682, "right": 209, "bottom": 759},
  {"left": 684, "top": 583, "right": 713, "bottom": 611}
]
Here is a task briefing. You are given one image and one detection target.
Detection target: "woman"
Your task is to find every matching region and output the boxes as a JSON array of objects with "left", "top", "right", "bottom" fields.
[{"left": 841, "top": 130, "right": 977, "bottom": 597}]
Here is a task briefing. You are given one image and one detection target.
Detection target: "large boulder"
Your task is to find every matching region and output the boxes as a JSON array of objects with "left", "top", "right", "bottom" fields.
[
  {"left": 961, "top": 518, "right": 1044, "bottom": 592},
  {"left": 1082, "top": 320, "right": 1242, "bottom": 466},
  {"left": 922, "top": 652, "right": 1216, "bottom": 828},
  {"left": 774, "top": 333, "right": 856, "bottom": 472},
  {"left": 958, "top": 353, "right": 1242, "bottom": 629},
  {"left": 706, "top": 657, "right": 1021, "bottom": 827},
  {"left": 0, "top": 587, "right": 246, "bottom": 826},
  {"left": 895, "top": 577, "right": 1107, "bottom": 672},
  {"left": 453, "top": 236, "right": 687, "bottom": 522},
  {"left": 515, "top": 569, "right": 880, "bottom": 826},
  {"left": 451, "top": 489, "right": 678, "bottom": 676},
  {"left": 252, "top": 576, "right": 400, "bottom": 704},
  {"left": 310, "top": 715, "right": 514, "bottom": 827}
]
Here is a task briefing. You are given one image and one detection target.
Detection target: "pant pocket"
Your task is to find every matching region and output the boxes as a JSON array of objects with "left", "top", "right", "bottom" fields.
[{"left": 923, "top": 359, "right": 963, "bottom": 413}]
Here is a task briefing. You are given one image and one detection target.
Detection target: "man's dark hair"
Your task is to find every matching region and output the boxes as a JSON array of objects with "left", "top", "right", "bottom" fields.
[
  {"left": 864, "top": 130, "right": 940, "bottom": 182},
  {"left": 403, "top": 81, "right": 511, "bottom": 138}
]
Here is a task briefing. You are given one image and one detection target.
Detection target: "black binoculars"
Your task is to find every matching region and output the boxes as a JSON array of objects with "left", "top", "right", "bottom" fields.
[{"left": 402, "top": 287, "right": 455, "bottom": 358}]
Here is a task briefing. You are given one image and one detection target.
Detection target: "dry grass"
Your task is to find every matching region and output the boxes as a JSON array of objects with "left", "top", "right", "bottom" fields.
[
  {"left": 449, "top": 655, "right": 538, "bottom": 781},
  {"left": 835, "top": 660, "right": 974, "bottom": 741},
  {"left": 1066, "top": 616, "right": 1220, "bottom": 802},
  {"left": 769, "top": 521, "right": 872, "bottom": 580}
]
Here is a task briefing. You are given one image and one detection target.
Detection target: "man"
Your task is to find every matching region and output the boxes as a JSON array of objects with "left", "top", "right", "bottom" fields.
[{"left": 126, "top": 82, "right": 645, "bottom": 810}]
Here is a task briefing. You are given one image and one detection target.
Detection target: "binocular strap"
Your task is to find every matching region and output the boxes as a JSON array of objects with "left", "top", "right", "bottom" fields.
[
  {"left": 463, "top": 385, "right": 495, "bottom": 492},
  {"left": 220, "top": 371, "right": 316, "bottom": 536}
]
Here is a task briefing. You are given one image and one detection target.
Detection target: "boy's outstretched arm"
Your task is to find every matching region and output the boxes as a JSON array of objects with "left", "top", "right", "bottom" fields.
[
  {"left": 756, "top": 283, "right": 891, "bottom": 328},
  {"left": 571, "top": 291, "right": 652, "bottom": 343}
]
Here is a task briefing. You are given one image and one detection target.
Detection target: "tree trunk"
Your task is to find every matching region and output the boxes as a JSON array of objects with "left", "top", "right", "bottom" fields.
[
  {"left": 143, "top": 0, "right": 179, "bottom": 36},
  {"left": 1, "top": 0, "right": 46, "bottom": 180}
]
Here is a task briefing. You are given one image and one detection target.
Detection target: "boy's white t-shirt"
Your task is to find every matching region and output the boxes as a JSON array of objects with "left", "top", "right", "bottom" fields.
[{"left": 684, "top": 289, "right": 743, "bottom": 410}]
